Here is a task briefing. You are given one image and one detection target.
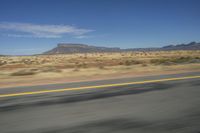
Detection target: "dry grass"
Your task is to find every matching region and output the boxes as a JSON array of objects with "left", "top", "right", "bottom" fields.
[{"left": 0, "top": 50, "right": 200, "bottom": 87}]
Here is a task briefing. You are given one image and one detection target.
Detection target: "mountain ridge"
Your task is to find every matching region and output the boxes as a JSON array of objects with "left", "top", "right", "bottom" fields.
[{"left": 43, "top": 42, "right": 200, "bottom": 54}]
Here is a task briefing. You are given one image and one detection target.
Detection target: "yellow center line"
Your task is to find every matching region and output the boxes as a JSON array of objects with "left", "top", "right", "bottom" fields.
[{"left": 0, "top": 75, "right": 200, "bottom": 98}]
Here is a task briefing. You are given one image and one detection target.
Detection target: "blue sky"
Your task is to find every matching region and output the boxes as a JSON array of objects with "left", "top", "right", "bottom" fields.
[{"left": 0, "top": 0, "right": 200, "bottom": 55}]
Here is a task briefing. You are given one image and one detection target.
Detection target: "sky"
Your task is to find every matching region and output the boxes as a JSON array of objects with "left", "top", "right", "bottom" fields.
[{"left": 0, "top": 0, "right": 200, "bottom": 55}]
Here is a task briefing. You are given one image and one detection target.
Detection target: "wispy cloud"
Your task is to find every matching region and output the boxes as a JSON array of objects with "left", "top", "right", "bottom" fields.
[
  {"left": 0, "top": 22, "right": 93, "bottom": 38},
  {"left": 74, "top": 35, "right": 93, "bottom": 39}
]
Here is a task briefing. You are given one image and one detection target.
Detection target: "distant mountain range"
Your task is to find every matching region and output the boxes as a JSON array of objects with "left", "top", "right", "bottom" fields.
[
  {"left": 159, "top": 42, "right": 200, "bottom": 50},
  {"left": 43, "top": 42, "right": 200, "bottom": 54}
]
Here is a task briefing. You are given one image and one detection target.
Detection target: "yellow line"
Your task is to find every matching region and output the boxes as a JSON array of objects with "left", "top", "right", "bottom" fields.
[{"left": 0, "top": 75, "right": 200, "bottom": 98}]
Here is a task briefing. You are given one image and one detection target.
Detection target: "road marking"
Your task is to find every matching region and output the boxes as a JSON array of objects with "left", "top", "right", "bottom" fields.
[{"left": 0, "top": 75, "right": 200, "bottom": 98}]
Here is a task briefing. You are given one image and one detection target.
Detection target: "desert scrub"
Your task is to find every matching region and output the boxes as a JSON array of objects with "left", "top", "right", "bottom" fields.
[
  {"left": 150, "top": 56, "right": 200, "bottom": 65},
  {"left": 98, "top": 65, "right": 106, "bottom": 69},
  {"left": 119, "top": 62, "right": 123, "bottom": 65},
  {"left": 150, "top": 58, "right": 173, "bottom": 65},
  {"left": 11, "top": 69, "right": 37, "bottom": 76},
  {"left": 41, "top": 67, "right": 62, "bottom": 73},
  {"left": 124, "top": 60, "right": 142, "bottom": 66},
  {"left": 0, "top": 60, "right": 7, "bottom": 66},
  {"left": 73, "top": 68, "right": 80, "bottom": 72}
]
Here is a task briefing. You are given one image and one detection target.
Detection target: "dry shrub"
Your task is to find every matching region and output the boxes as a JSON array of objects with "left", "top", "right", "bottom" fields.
[
  {"left": 142, "top": 63, "right": 148, "bottom": 67},
  {"left": 0, "top": 60, "right": 7, "bottom": 66},
  {"left": 99, "top": 65, "right": 105, "bottom": 69},
  {"left": 119, "top": 62, "right": 123, "bottom": 65},
  {"left": 150, "top": 56, "right": 198, "bottom": 65},
  {"left": 125, "top": 60, "right": 132, "bottom": 66},
  {"left": 41, "top": 67, "right": 62, "bottom": 73},
  {"left": 11, "top": 69, "right": 36, "bottom": 76},
  {"left": 73, "top": 68, "right": 80, "bottom": 72},
  {"left": 125, "top": 60, "right": 142, "bottom": 66},
  {"left": 82, "top": 63, "right": 88, "bottom": 68}
]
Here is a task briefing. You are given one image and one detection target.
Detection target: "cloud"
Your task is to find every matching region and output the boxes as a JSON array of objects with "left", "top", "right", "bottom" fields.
[
  {"left": 74, "top": 35, "right": 93, "bottom": 39},
  {"left": 6, "top": 33, "right": 61, "bottom": 38},
  {"left": 0, "top": 22, "right": 93, "bottom": 38}
]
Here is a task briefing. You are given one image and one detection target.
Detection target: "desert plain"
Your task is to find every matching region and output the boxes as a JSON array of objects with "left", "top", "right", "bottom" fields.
[{"left": 0, "top": 50, "right": 200, "bottom": 88}]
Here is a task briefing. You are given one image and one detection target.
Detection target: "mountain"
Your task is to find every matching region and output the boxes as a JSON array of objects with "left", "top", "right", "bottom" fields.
[
  {"left": 43, "top": 43, "right": 121, "bottom": 54},
  {"left": 43, "top": 42, "right": 200, "bottom": 54},
  {"left": 127, "top": 42, "right": 200, "bottom": 51},
  {"left": 160, "top": 42, "right": 200, "bottom": 50}
]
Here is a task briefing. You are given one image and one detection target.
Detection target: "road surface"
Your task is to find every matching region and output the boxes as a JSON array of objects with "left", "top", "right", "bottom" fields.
[{"left": 0, "top": 72, "right": 200, "bottom": 133}]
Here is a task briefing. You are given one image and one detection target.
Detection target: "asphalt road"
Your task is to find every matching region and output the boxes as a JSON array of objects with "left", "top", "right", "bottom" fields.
[{"left": 0, "top": 72, "right": 200, "bottom": 133}]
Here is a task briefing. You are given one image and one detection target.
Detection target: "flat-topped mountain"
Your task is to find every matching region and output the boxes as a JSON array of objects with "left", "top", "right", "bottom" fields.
[
  {"left": 43, "top": 43, "right": 121, "bottom": 54},
  {"left": 43, "top": 42, "right": 200, "bottom": 54}
]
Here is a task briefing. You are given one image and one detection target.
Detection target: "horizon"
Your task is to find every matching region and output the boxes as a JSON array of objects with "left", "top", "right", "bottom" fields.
[
  {"left": 0, "top": 0, "right": 200, "bottom": 55},
  {"left": 1, "top": 41, "right": 199, "bottom": 56}
]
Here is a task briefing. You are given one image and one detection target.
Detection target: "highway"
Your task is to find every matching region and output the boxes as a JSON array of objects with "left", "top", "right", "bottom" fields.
[{"left": 0, "top": 72, "right": 200, "bottom": 133}]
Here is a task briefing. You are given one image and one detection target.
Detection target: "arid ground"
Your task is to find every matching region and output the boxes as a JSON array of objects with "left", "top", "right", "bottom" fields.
[{"left": 0, "top": 50, "right": 200, "bottom": 88}]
